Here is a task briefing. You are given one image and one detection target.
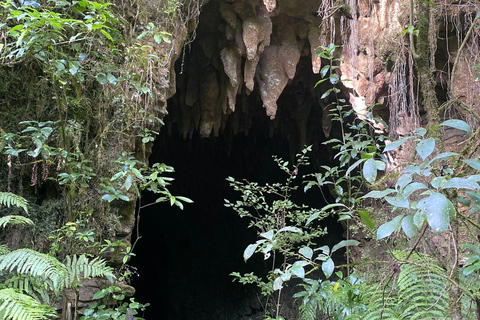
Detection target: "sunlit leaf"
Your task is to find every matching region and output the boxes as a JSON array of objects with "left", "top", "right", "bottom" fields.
[
  {"left": 322, "top": 258, "right": 334, "bottom": 278},
  {"left": 331, "top": 240, "right": 360, "bottom": 253},
  {"left": 299, "top": 246, "right": 313, "bottom": 260},
  {"left": 463, "top": 159, "right": 480, "bottom": 171},
  {"left": 416, "top": 137, "right": 435, "bottom": 160},
  {"left": 384, "top": 136, "right": 413, "bottom": 152},
  {"left": 401, "top": 215, "right": 417, "bottom": 238},
  {"left": 440, "top": 119, "right": 471, "bottom": 134},
  {"left": 377, "top": 215, "right": 403, "bottom": 240},
  {"left": 442, "top": 178, "right": 480, "bottom": 190},
  {"left": 243, "top": 243, "right": 258, "bottom": 261},
  {"left": 358, "top": 210, "right": 375, "bottom": 229},
  {"left": 417, "top": 193, "right": 454, "bottom": 233}
]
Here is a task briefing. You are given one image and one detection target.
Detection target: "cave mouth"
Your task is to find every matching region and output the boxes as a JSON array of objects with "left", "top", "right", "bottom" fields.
[
  {"left": 130, "top": 119, "right": 344, "bottom": 320},
  {"left": 130, "top": 1, "right": 346, "bottom": 319}
]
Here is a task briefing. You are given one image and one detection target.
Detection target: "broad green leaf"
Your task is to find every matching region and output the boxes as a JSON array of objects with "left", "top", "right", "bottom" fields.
[
  {"left": 176, "top": 196, "right": 193, "bottom": 203},
  {"left": 107, "top": 73, "right": 117, "bottom": 84},
  {"left": 320, "top": 65, "right": 330, "bottom": 78},
  {"left": 402, "top": 182, "right": 428, "bottom": 198},
  {"left": 244, "top": 243, "right": 258, "bottom": 261},
  {"left": 442, "top": 178, "right": 480, "bottom": 190},
  {"left": 299, "top": 246, "right": 313, "bottom": 260},
  {"left": 418, "top": 193, "right": 453, "bottom": 233},
  {"left": 377, "top": 215, "right": 403, "bottom": 240},
  {"left": 396, "top": 174, "right": 413, "bottom": 191},
  {"left": 290, "top": 265, "right": 305, "bottom": 278},
  {"left": 416, "top": 137, "right": 435, "bottom": 160},
  {"left": 413, "top": 209, "right": 426, "bottom": 228},
  {"left": 431, "top": 176, "right": 447, "bottom": 189},
  {"left": 415, "top": 127, "right": 427, "bottom": 137},
  {"left": 273, "top": 277, "right": 283, "bottom": 290},
  {"left": 322, "top": 258, "right": 334, "bottom": 278},
  {"left": 401, "top": 215, "right": 417, "bottom": 238},
  {"left": 363, "top": 159, "right": 385, "bottom": 184},
  {"left": 306, "top": 203, "right": 348, "bottom": 225},
  {"left": 329, "top": 73, "right": 339, "bottom": 84},
  {"left": 331, "top": 240, "right": 360, "bottom": 253},
  {"left": 358, "top": 210, "right": 375, "bottom": 229},
  {"left": 260, "top": 230, "right": 274, "bottom": 240},
  {"left": 440, "top": 119, "right": 471, "bottom": 134},
  {"left": 385, "top": 196, "right": 409, "bottom": 208},
  {"left": 384, "top": 136, "right": 413, "bottom": 152},
  {"left": 463, "top": 159, "right": 480, "bottom": 171},
  {"left": 96, "top": 73, "right": 107, "bottom": 85},
  {"left": 363, "top": 189, "right": 395, "bottom": 199}
]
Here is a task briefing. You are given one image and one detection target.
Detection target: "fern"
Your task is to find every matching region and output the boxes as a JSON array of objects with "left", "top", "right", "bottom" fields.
[
  {"left": 0, "top": 288, "right": 55, "bottom": 320},
  {"left": 0, "top": 192, "right": 28, "bottom": 214},
  {"left": 0, "top": 249, "right": 68, "bottom": 293},
  {"left": 364, "top": 251, "right": 449, "bottom": 320},
  {"left": 64, "top": 254, "right": 115, "bottom": 287},
  {"left": 0, "top": 215, "right": 34, "bottom": 228},
  {"left": 3, "top": 275, "right": 51, "bottom": 304},
  {"left": 0, "top": 244, "right": 10, "bottom": 255}
]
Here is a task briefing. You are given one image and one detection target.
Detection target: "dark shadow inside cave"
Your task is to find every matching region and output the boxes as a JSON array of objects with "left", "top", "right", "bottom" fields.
[{"left": 130, "top": 118, "right": 345, "bottom": 320}]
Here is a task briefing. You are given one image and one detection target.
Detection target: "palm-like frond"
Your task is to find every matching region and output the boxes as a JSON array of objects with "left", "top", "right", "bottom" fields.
[
  {"left": 0, "top": 192, "right": 28, "bottom": 214},
  {"left": 4, "top": 275, "right": 51, "bottom": 304},
  {"left": 0, "top": 215, "right": 34, "bottom": 228},
  {"left": 0, "top": 288, "right": 56, "bottom": 320}
]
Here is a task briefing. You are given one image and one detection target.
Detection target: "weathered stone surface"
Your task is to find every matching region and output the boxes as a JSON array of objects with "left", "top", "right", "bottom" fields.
[{"left": 199, "top": 68, "right": 220, "bottom": 137}]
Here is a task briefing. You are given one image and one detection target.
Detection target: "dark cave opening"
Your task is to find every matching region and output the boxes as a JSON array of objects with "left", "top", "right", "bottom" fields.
[{"left": 130, "top": 118, "right": 345, "bottom": 320}]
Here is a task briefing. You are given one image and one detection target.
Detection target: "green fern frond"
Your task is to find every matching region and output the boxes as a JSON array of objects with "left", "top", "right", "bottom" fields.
[
  {"left": 0, "top": 192, "right": 28, "bottom": 214},
  {"left": 0, "top": 249, "right": 67, "bottom": 293},
  {"left": 0, "top": 288, "right": 56, "bottom": 320},
  {"left": 64, "top": 255, "right": 114, "bottom": 287},
  {"left": 0, "top": 245, "right": 10, "bottom": 255},
  {"left": 0, "top": 215, "right": 34, "bottom": 228},
  {"left": 299, "top": 295, "right": 317, "bottom": 320},
  {"left": 4, "top": 275, "right": 51, "bottom": 304}
]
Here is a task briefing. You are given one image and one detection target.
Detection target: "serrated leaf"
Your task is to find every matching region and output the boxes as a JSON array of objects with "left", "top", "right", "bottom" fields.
[
  {"left": 322, "top": 258, "right": 334, "bottom": 278},
  {"left": 384, "top": 136, "right": 413, "bottom": 152},
  {"left": 416, "top": 137, "right": 435, "bottom": 160},
  {"left": 299, "top": 246, "right": 313, "bottom": 260},
  {"left": 377, "top": 215, "right": 403, "bottom": 240},
  {"left": 401, "top": 215, "right": 417, "bottom": 238},
  {"left": 442, "top": 177, "right": 480, "bottom": 190},
  {"left": 440, "top": 119, "right": 471, "bottom": 134},
  {"left": 463, "top": 159, "right": 480, "bottom": 171},
  {"left": 331, "top": 240, "right": 360, "bottom": 253},
  {"left": 363, "top": 189, "right": 396, "bottom": 199},
  {"left": 358, "top": 210, "right": 375, "bottom": 229},
  {"left": 244, "top": 243, "right": 258, "bottom": 261}
]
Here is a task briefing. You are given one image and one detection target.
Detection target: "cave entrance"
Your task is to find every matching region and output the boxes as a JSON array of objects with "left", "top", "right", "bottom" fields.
[{"left": 131, "top": 1, "right": 345, "bottom": 319}]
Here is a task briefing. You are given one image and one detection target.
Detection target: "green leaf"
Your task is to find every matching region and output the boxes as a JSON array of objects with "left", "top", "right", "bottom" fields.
[
  {"left": 273, "top": 277, "right": 283, "bottom": 290},
  {"left": 358, "top": 210, "right": 375, "bottom": 229},
  {"left": 440, "top": 119, "right": 471, "bottom": 134},
  {"left": 377, "top": 215, "right": 403, "bottom": 240},
  {"left": 402, "top": 182, "right": 428, "bottom": 198},
  {"left": 290, "top": 265, "right": 305, "bottom": 278},
  {"left": 299, "top": 246, "right": 313, "bottom": 260},
  {"left": 463, "top": 159, "right": 480, "bottom": 171},
  {"left": 431, "top": 176, "right": 447, "bottom": 189},
  {"left": 345, "top": 158, "right": 366, "bottom": 176},
  {"left": 331, "top": 240, "right": 360, "bottom": 253},
  {"left": 320, "top": 65, "right": 330, "bottom": 78},
  {"left": 278, "top": 226, "right": 302, "bottom": 233},
  {"left": 96, "top": 73, "right": 107, "bottom": 85},
  {"left": 107, "top": 73, "right": 117, "bottom": 84},
  {"left": 322, "top": 258, "right": 334, "bottom": 278},
  {"left": 416, "top": 137, "right": 435, "bottom": 160},
  {"left": 401, "top": 215, "right": 417, "bottom": 238},
  {"left": 442, "top": 177, "right": 480, "bottom": 190},
  {"left": 99, "top": 29, "right": 113, "bottom": 41},
  {"left": 415, "top": 127, "right": 427, "bottom": 137},
  {"left": 384, "top": 136, "right": 413, "bottom": 152},
  {"left": 417, "top": 193, "right": 453, "bottom": 233},
  {"left": 244, "top": 243, "right": 258, "bottom": 261},
  {"left": 413, "top": 209, "right": 426, "bottom": 228},
  {"left": 363, "top": 159, "right": 385, "bottom": 184},
  {"left": 385, "top": 195, "right": 410, "bottom": 208},
  {"left": 329, "top": 73, "right": 339, "bottom": 84},
  {"left": 363, "top": 189, "right": 395, "bottom": 199},
  {"left": 260, "top": 230, "right": 274, "bottom": 240},
  {"left": 176, "top": 196, "right": 193, "bottom": 203}
]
